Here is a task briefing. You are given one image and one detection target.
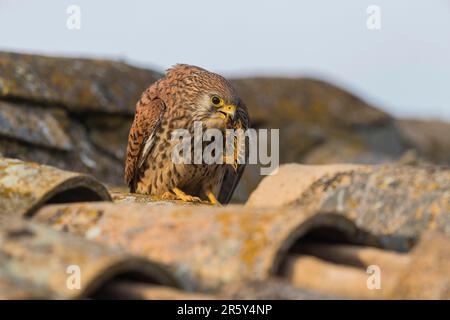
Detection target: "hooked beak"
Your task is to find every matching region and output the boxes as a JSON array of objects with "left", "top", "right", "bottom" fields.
[{"left": 217, "top": 104, "right": 236, "bottom": 121}]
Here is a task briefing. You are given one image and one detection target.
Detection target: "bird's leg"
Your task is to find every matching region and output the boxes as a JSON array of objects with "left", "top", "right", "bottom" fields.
[
  {"left": 172, "top": 187, "right": 202, "bottom": 203},
  {"left": 205, "top": 190, "right": 221, "bottom": 206}
]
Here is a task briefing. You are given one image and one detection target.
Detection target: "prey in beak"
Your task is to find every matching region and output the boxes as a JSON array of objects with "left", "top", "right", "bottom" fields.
[{"left": 217, "top": 104, "right": 236, "bottom": 122}]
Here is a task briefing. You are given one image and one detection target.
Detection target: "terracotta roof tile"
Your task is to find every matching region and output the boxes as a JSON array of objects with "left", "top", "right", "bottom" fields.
[
  {"left": 0, "top": 157, "right": 111, "bottom": 217},
  {"left": 0, "top": 217, "right": 179, "bottom": 299},
  {"left": 0, "top": 158, "right": 448, "bottom": 300},
  {"left": 0, "top": 52, "right": 162, "bottom": 114}
]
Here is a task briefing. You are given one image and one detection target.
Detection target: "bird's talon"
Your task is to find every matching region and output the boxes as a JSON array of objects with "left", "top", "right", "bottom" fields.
[
  {"left": 161, "top": 191, "right": 176, "bottom": 200},
  {"left": 172, "top": 187, "right": 202, "bottom": 203},
  {"left": 188, "top": 195, "right": 202, "bottom": 202},
  {"left": 179, "top": 194, "right": 202, "bottom": 202}
]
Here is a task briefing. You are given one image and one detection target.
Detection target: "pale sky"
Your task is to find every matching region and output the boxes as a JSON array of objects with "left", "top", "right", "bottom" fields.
[{"left": 0, "top": 0, "right": 449, "bottom": 120}]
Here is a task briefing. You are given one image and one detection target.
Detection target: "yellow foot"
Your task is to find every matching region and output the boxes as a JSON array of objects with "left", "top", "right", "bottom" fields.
[
  {"left": 172, "top": 187, "right": 202, "bottom": 203},
  {"left": 205, "top": 190, "right": 222, "bottom": 206},
  {"left": 161, "top": 191, "right": 176, "bottom": 200}
]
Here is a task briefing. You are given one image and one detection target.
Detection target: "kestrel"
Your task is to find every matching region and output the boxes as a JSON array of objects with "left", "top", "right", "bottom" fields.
[{"left": 125, "top": 64, "right": 250, "bottom": 204}]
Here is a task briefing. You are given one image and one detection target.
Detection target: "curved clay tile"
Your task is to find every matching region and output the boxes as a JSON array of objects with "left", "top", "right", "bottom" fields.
[
  {"left": 0, "top": 217, "right": 180, "bottom": 299},
  {"left": 247, "top": 163, "right": 450, "bottom": 249},
  {"left": 0, "top": 101, "right": 73, "bottom": 151},
  {"left": 246, "top": 163, "right": 368, "bottom": 209},
  {"left": 0, "top": 157, "right": 111, "bottom": 217},
  {"left": 33, "top": 202, "right": 360, "bottom": 292},
  {"left": 32, "top": 163, "right": 450, "bottom": 298},
  {"left": 0, "top": 51, "right": 162, "bottom": 114}
]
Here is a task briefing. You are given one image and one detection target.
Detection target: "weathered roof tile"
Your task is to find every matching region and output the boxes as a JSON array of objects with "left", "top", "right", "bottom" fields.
[
  {"left": 389, "top": 231, "right": 450, "bottom": 299},
  {"left": 0, "top": 217, "right": 180, "bottom": 299},
  {"left": 0, "top": 144, "right": 449, "bottom": 299},
  {"left": 0, "top": 51, "right": 162, "bottom": 114},
  {"left": 0, "top": 157, "right": 111, "bottom": 217},
  {"left": 0, "top": 101, "right": 72, "bottom": 150},
  {"left": 32, "top": 202, "right": 373, "bottom": 291},
  {"left": 248, "top": 163, "right": 450, "bottom": 249}
]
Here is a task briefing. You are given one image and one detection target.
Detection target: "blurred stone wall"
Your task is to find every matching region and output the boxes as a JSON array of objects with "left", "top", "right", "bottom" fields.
[{"left": 0, "top": 51, "right": 449, "bottom": 202}]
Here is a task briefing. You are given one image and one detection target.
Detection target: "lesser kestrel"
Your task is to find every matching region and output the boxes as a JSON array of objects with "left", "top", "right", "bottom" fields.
[{"left": 125, "top": 64, "right": 250, "bottom": 204}]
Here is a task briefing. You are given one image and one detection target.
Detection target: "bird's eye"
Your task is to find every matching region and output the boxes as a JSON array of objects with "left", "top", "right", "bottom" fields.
[{"left": 211, "top": 95, "right": 222, "bottom": 106}]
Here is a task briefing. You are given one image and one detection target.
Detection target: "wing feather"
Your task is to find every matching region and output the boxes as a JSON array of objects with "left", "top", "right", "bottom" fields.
[{"left": 125, "top": 95, "right": 165, "bottom": 192}]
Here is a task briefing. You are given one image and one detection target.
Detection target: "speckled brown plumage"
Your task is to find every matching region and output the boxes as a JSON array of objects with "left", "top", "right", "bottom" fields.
[{"left": 125, "top": 64, "right": 249, "bottom": 204}]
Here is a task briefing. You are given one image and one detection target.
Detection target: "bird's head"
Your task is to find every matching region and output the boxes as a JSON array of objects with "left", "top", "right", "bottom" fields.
[
  {"left": 196, "top": 92, "right": 240, "bottom": 129},
  {"left": 177, "top": 66, "right": 245, "bottom": 129}
]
